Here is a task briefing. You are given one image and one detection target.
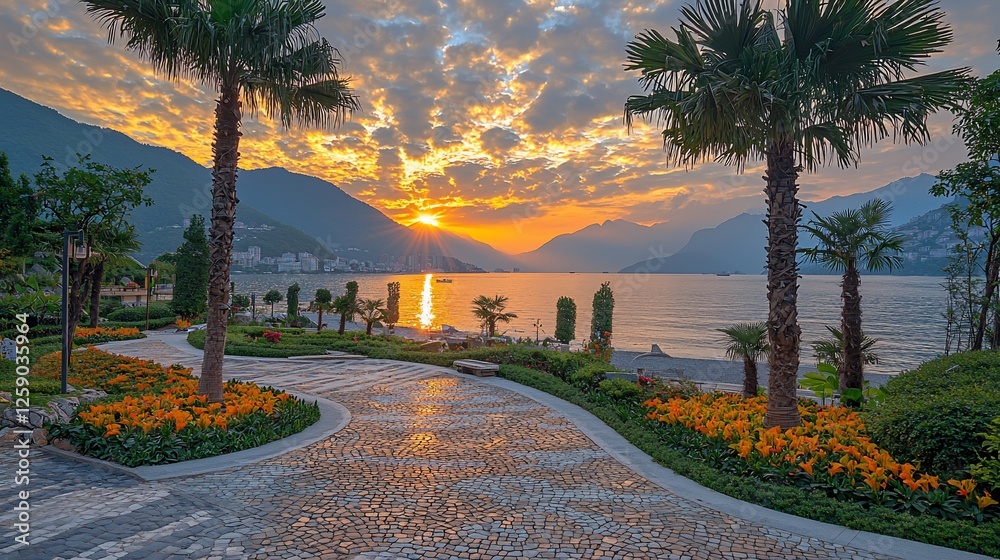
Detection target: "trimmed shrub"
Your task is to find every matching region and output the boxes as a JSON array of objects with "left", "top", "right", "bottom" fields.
[
  {"left": 569, "top": 362, "right": 606, "bottom": 390},
  {"left": 107, "top": 302, "right": 175, "bottom": 322},
  {"left": 865, "top": 351, "right": 1000, "bottom": 477},
  {"left": 597, "top": 378, "right": 644, "bottom": 402},
  {"left": 972, "top": 418, "right": 1000, "bottom": 491}
]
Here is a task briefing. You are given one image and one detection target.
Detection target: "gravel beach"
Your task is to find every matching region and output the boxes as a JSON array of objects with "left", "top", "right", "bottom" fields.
[{"left": 611, "top": 349, "right": 893, "bottom": 387}]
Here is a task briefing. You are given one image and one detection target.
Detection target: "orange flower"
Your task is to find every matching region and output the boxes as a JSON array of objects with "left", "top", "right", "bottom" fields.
[
  {"left": 948, "top": 478, "right": 978, "bottom": 499},
  {"left": 977, "top": 491, "right": 998, "bottom": 510},
  {"left": 103, "top": 423, "right": 122, "bottom": 437},
  {"left": 800, "top": 459, "right": 815, "bottom": 476}
]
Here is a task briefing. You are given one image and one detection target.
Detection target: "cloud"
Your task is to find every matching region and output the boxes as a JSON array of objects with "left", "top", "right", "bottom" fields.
[{"left": 0, "top": 0, "right": 995, "bottom": 253}]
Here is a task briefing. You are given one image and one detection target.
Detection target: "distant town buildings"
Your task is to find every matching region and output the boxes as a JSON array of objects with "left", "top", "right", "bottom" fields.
[{"left": 232, "top": 247, "right": 483, "bottom": 274}]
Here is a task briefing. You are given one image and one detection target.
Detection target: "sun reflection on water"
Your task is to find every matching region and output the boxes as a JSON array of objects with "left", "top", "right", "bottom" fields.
[{"left": 419, "top": 274, "right": 435, "bottom": 330}]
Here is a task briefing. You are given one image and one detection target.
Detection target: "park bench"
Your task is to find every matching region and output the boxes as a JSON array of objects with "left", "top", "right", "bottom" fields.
[{"left": 453, "top": 359, "right": 499, "bottom": 377}]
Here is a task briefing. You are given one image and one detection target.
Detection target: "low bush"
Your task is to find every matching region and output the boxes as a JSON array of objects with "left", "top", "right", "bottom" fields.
[
  {"left": 42, "top": 348, "right": 320, "bottom": 466},
  {"left": 973, "top": 418, "right": 1000, "bottom": 492},
  {"left": 569, "top": 363, "right": 607, "bottom": 390},
  {"left": 107, "top": 303, "right": 175, "bottom": 323},
  {"left": 865, "top": 351, "right": 1000, "bottom": 477},
  {"left": 597, "top": 378, "right": 644, "bottom": 402},
  {"left": 498, "top": 365, "right": 1000, "bottom": 557}
]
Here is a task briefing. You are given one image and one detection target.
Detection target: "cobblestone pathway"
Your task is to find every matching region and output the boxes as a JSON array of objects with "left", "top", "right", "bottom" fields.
[{"left": 3, "top": 334, "right": 904, "bottom": 559}]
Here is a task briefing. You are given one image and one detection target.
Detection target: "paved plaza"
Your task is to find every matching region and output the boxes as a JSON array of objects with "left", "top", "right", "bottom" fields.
[{"left": 0, "top": 334, "right": 983, "bottom": 559}]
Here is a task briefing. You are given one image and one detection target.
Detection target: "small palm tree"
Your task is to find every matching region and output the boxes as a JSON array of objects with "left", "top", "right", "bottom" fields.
[
  {"left": 358, "top": 298, "right": 385, "bottom": 335},
  {"left": 718, "top": 322, "right": 769, "bottom": 398},
  {"left": 334, "top": 281, "right": 359, "bottom": 335},
  {"left": 811, "top": 326, "right": 881, "bottom": 370},
  {"left": 263, "top": 289, "right": 282, "bottom": 319},
  {"left": 472, "top": 295, "right": 517, "bottom": 338},
  {"left": 801, "top": 199, "right": 903, "bottom": 403},
  {"left": 623, "top": 0, "right": 966, "bottom": 426},
  {"left": 309, "top": 289, "right": 334, "bottom": 333},
  {"left": 83, "top": 0, "right": 361, "bottom": 402}
]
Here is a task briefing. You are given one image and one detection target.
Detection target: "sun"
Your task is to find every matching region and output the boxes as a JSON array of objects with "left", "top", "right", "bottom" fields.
[{"left": 415, "top": 213, "right": 440, "bottom": 227}]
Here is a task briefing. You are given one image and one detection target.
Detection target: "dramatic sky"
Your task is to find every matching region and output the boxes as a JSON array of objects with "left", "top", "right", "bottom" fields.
[{"left": 0, "top": 1, "right": 997, "bottom": 253}]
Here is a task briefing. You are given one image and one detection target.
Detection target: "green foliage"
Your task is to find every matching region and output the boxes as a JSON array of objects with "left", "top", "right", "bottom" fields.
[
  {"left": 866, "top": 351, "right": 1000, "bottom": 477},
  {"left": 0, "top": 152, "right": 37, "bottom": 260},
  {"left": 286, "top": 283, "right": 300, "bottom": 321},
  {"left": 569, "top": 363, "right": 606, "bottom": 390},
  {"left": 811, "top": 326, "right": 881, "bottom": 368},
  {"left": 554, "top": 296, "right": 576, "bottom": 344},
  {"left": 106, "top": 302, "right": 174, "bottom": 322},
  {"left": 171, "top": 215, "right": 209, "bottom": 319},
  {"left": 590, "top": 281, "right": 614, "bottom": 341},
  {"left": 498, "top": 366, "right": 1000, "bottom": 557},
  {"left": 187, "top": 328, "right": 608, "bottom": 377},
  {"left": 334, "top": 281, "right": 359, "bottom": 334},
  {"left": 597, "top": 378, "right": 644, "bottom": 402},
  {"left": 972, "top": 418, "right": 1000, "bottom": 491},
  {"left": 99, "top": 298, "right": 123, "bottom": 317},
  {"left": 471, "top": 294, "right": 517, "bottom": 338},
  {"left": 384, "top": 282, "right": 400, "bottom": 328},
  {"left": 263, "top": 289, "right": 282, "bottom": 305},
  {"left": 799, "top": 363, "right": 840, "bottom": 405}
]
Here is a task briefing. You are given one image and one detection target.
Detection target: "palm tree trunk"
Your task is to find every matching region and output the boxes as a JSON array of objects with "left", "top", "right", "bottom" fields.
[
  {"left": 338, "top": 313, "right": 347, "bottom": 335},
  {"left": 763, "top": 140, "right": 802, "bottom": 429},
  {"left": 743, "top": 357, "right": 758, "bottom": 399},
  {"left": 840, "top": 263, "right": 864, "bottom": 403},
  {"left": 366, "top": 321, "right": 373, "bottom": 335},
  {"left": 317, "top": 309, "right": 323, "bottom": 332},
  {"left": 974, "top": 231, "right": 1000, "bottom": 350},
  {"left": 88, "top": 259, "right": 104, "bottom": 328},
  {"left": 199, "top": 83, "right": 242, "bottom": 404}
]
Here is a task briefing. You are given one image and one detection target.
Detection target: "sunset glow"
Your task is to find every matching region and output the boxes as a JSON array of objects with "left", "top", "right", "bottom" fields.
[
  {"left": 0, "top": 1, "right": 995, "bottom": 254},
  {"left": 418, "top": 274, "right": 435, "bottom": 330}
]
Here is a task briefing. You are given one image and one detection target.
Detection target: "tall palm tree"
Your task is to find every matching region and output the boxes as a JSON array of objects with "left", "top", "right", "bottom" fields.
[
  {"left": 358, "top": 298, "right": 385, "bottom": 336},
  {"left": 718, "top": 322, "right": 769, "bottom": 398},
  {"left": 801, "top": 199, "right": 903, "bottom": 403},
  {"left": 83, "top": 0, "right": 361, "bottom": 402},
  {"left": 472, "top": 295, "right": 517, "bottom": 338},
  {"left": 624, "top": 0, "right": 966, "bottom": 427}
]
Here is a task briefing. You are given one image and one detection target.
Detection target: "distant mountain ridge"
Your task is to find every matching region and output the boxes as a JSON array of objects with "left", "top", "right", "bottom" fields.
[
  {"left": 620, "top": 175, "right": 954, "bottom": 275},
  {"left": 0, "top": 88, "right": 514, "bottom": 268}
]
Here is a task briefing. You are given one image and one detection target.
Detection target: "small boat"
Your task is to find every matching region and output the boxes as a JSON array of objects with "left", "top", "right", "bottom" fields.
[
  {"left": 716, "top": 272, "right": 731, "bottom": 276},
  {"left": 435, "top": 278, "right": 453, "bottom": 283}
]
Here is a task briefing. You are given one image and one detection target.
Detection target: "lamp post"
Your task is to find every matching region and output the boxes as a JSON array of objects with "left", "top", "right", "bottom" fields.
[
  {"left": 251, "top": 292, "right": 257, "bottom": 323},
  {"left": 533, "top": 319, "right": 542, "bottom": 344},
  {"left": 144, "top": 265, "right": 158, "bottom": 331},
  {"left": 61, "top": 230, "right": 91, "bottom": 395}
]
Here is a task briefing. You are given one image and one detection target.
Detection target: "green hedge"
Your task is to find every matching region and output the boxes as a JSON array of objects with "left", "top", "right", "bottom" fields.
[
  {"left": 865, "top": 351, "right": 1000, "bottom": 477},
  {"left": 187, "top": 327, "right": 608, "bottom": 375},
  {"left": 107, "top": 303, "right": 175, "bottom": 322},
  {"left": 498, "top": 365, "right": 1000, "bottom": 557}
]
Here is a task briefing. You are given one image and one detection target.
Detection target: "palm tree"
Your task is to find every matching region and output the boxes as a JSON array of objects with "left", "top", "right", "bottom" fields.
[
  {"left": 801, "top": 199, "right": 903, "bottom": 403},
  {"left": 811, "top": 325, "right": 881, "bottom": 370},
  {"left": 87, "top": 226, "right": 141, "bottom": 328},
  {"left": 472, "top": 295, "right": 518, "bottom": 338},
  {"left": 334, "top": 281, "right": 359, "bottom": 335},
  {"left": 624, "top": 0, "right": 966, "bottom": 427},
  {"left": 358, "top": 298, "right": 385, "bottom": 335},
  {"left": 718, "top": 322, "right": 769, "bottom": 398},
  {"left": 309, "top": 288, "right": 334, "bottom": 333},
  {"left": 83, "top": 0, "right": 361, "bottom": 402},
  {"left": 263, "top": 289, "right": 282, "bottom": 318}
]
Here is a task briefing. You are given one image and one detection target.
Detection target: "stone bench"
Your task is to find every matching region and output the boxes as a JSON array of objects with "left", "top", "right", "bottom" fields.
[{"left": 453, "top": 359, "right": 500, "bottom": 377}]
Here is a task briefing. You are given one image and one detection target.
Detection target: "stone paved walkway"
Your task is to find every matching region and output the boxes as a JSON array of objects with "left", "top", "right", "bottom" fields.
[{"left": 0, "top": 334, "right": 944, "bottom": 559}]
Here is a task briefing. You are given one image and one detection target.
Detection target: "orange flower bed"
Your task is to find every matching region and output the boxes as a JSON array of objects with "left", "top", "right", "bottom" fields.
[
  {"left": 74, "top": 326, "right": 144, "bottom": 344},
  {"left": 34, "top": 347, "right": 190, "bottom": 393},
  {"left": 43, "top": 348, "right": 319, "bottom": 467},
  {"left": 646, "top": 393, "right": 998, "bottom": 520},
  {"left": 79, "top": 377, "right": 293, "bottom": 437}
]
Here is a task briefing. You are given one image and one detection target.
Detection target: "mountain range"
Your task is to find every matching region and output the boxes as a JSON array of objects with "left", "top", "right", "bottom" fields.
[{"left": 0, "top": 87, "right": 955, "bottom": 275}]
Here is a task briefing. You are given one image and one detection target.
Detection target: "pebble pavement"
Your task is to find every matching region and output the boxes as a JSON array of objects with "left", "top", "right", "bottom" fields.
[{"left": 0, "top": 335, "right": 909, "bottom": 559}]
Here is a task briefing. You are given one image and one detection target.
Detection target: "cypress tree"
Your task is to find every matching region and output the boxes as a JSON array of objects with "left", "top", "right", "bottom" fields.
[
  {"left": 171, "top": 215, "right": 209, "bottom": 319},
  {"left": 555, "top": 296, "right": 576, "bottom": 344}
]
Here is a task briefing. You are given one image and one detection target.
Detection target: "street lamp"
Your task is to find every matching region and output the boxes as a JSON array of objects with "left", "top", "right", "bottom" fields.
[
  {"left": 61, "top": 230, "right": 93, "bottom": 395},
  {"left": 144, "top": 265, "right": 158, "bottom": 331},
  {"left": 251, "top": 292, "right": 257, "bottom": 323}
]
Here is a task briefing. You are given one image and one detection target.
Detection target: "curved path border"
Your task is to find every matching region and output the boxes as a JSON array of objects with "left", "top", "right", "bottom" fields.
[{"left": 41, "top": 331, "right": 990, "bottom": 560}]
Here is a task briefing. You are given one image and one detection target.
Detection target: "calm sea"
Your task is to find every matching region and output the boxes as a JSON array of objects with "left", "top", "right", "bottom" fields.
[{"left": 231, "top": 272, "right": 947, "bottom": 375}]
